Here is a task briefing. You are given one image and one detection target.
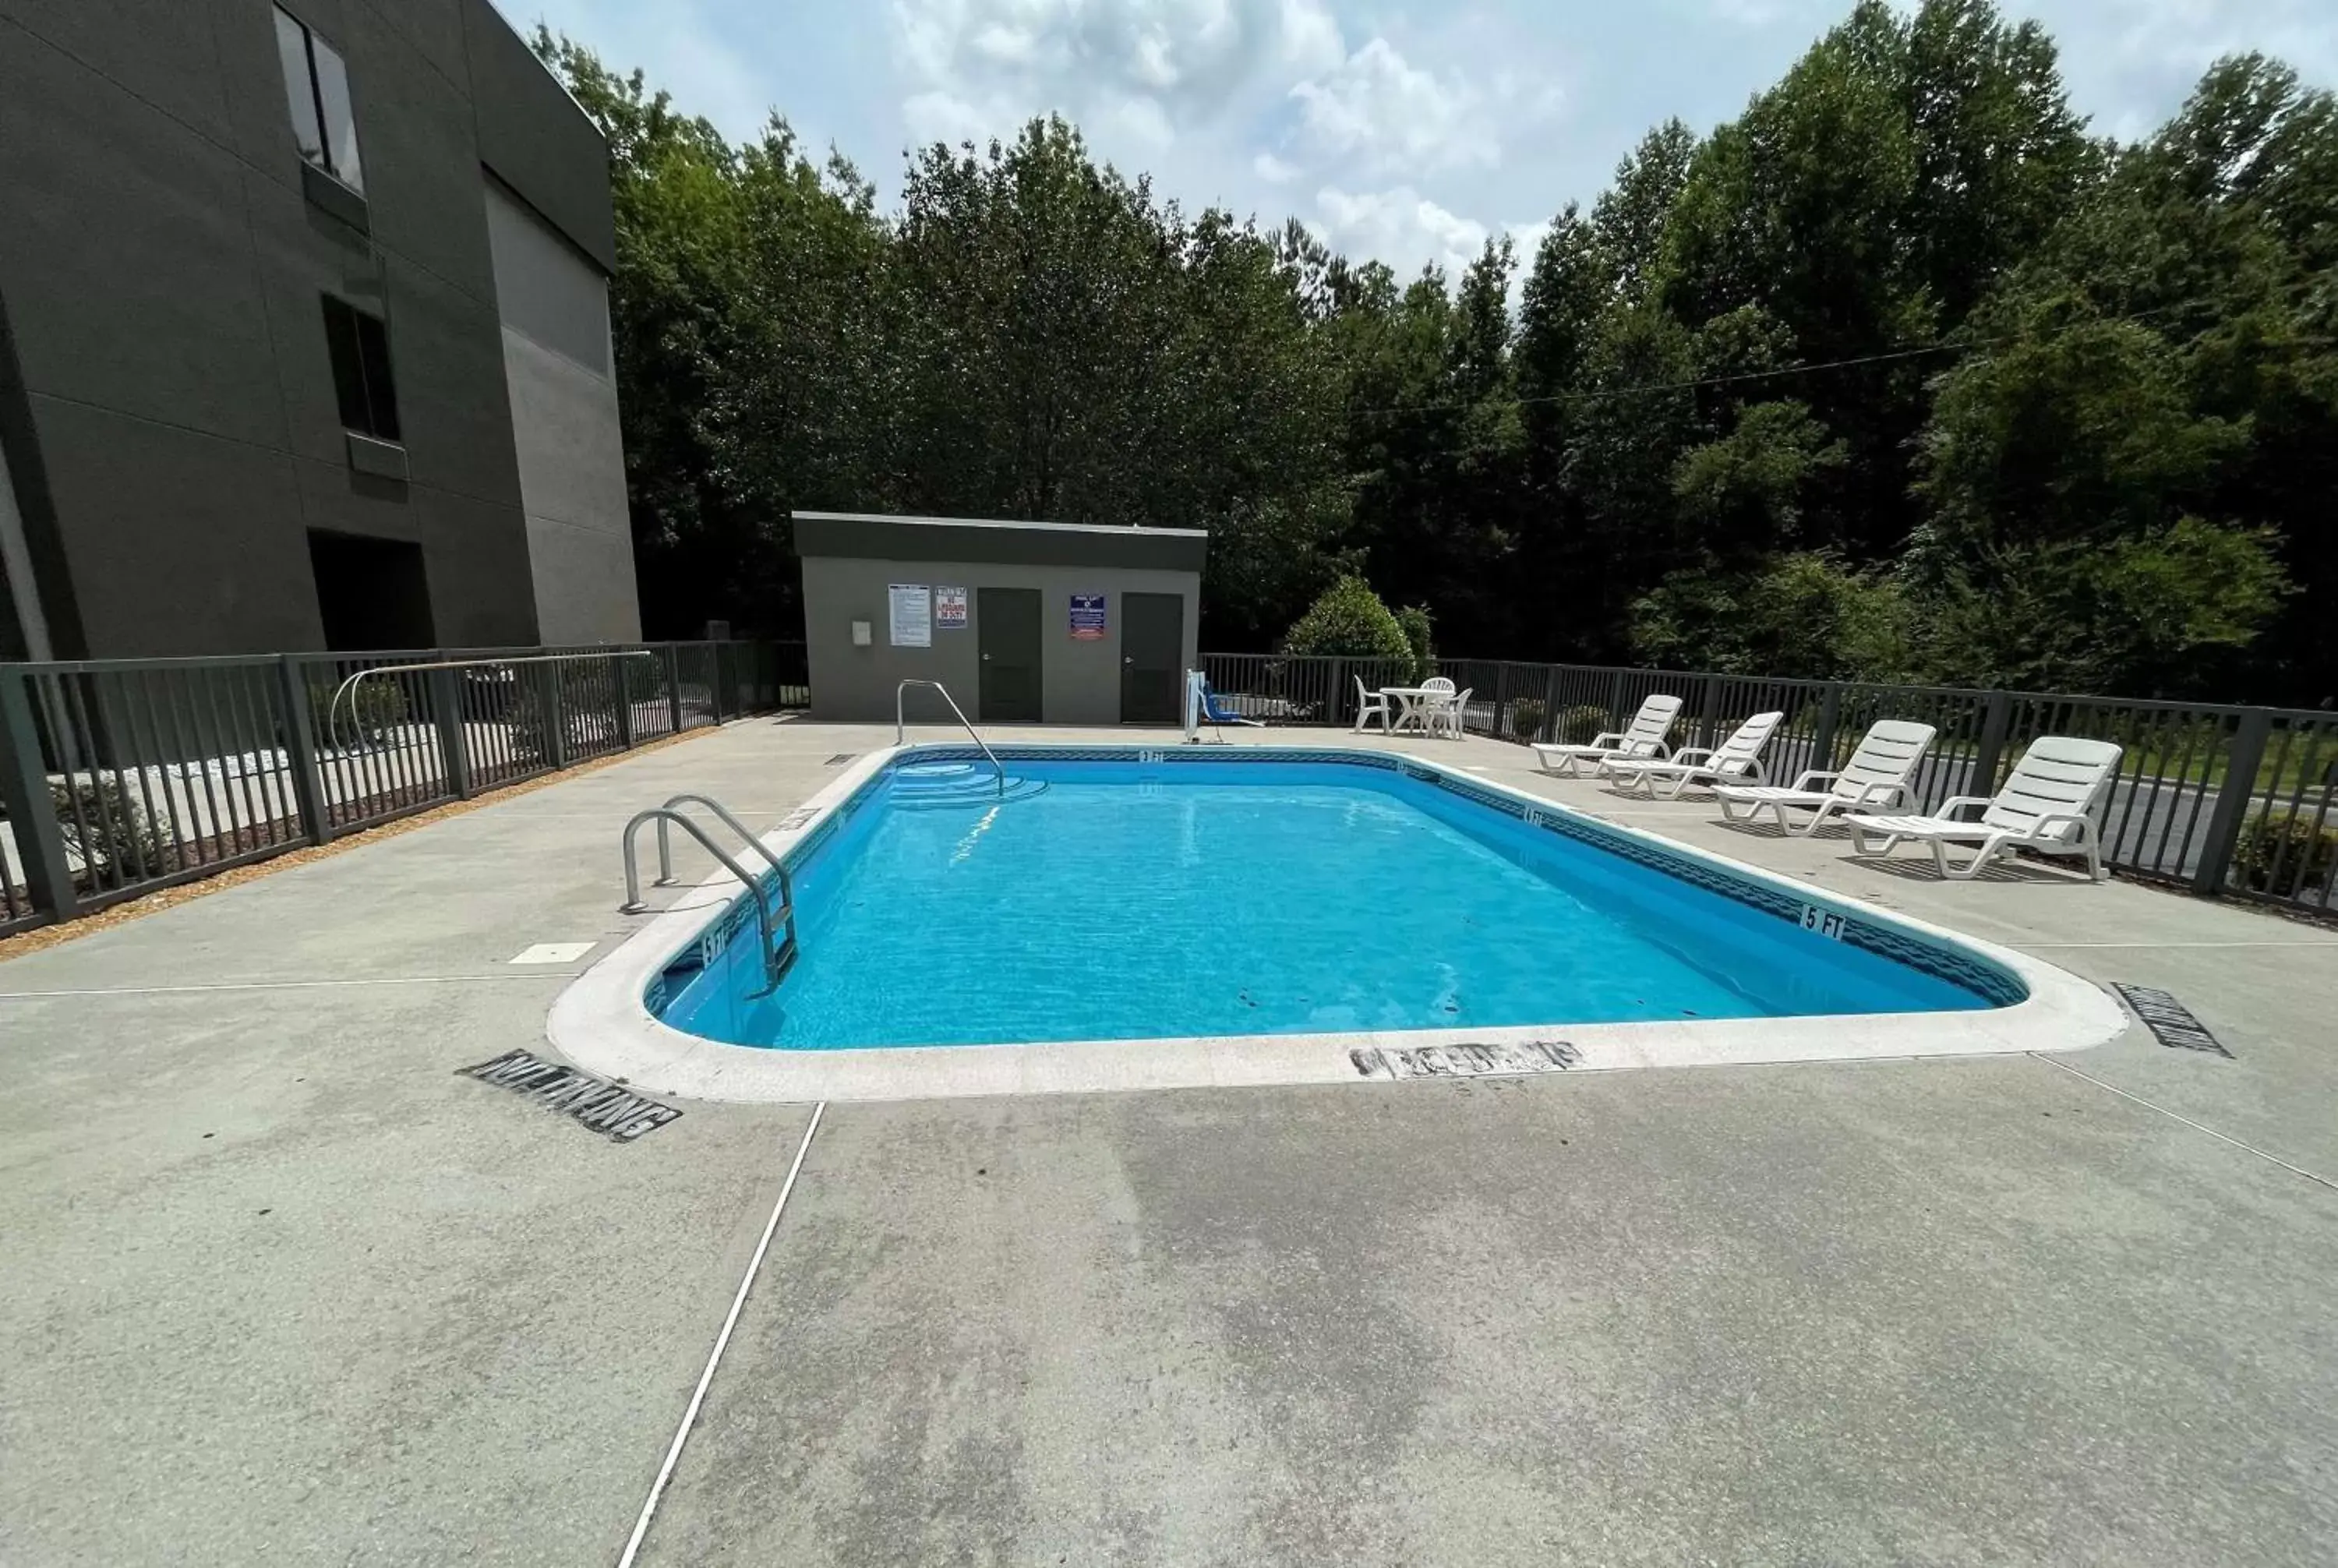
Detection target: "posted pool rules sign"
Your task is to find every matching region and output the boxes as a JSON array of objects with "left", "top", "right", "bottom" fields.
[{"left": 1069, "top": 593, "right": 1106, "bottom": 640}]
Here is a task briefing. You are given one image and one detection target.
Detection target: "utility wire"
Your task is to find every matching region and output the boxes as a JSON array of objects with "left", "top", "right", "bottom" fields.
[{"left": 1341, "top": 281, "right": 2328, "bottom": 420}]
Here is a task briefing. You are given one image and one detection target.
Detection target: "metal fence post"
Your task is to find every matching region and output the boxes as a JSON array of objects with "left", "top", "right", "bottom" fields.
[
  {"left": 1812, "top": 682, "right": 1842, "bottom": 771},
  {"left": 274, "top": 655, "right": 334, "bottom": 845},
  {"left": 613, "top": 652, "right": 636, "bottom": 749},
  {"left": 0, "top": 668, "right": 77, "bottom": 920},
  {"left": 429, "top": 667, "right": 472, "bottom": 800},
  {"left": 542, "top": 661, "right": 569, "bottom": 769},
  {"left": 2194, "top": 708, "right": 2273, "bottom": 895},
  {"left": 665, "top": 645, "right": 683, "bottom": 733},
  {"left": 1698, "top": 673, "right": 1723, "bottom": 750},
  {"left": 1972, "top": 689, "right": 2012, "bottom": 799},
  {"left": 1328, "top": 657, "right": 1347, "bottom": 728}
]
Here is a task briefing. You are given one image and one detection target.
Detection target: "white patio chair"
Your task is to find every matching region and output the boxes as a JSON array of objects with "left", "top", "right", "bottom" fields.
[
  {"left": 1428, "top": 687, "right": 1471, "bottom": 739},
  {"left": 1605, "top": 711, "right": 1784, "bottom": 798},
  {"left": 1713, "top": 719, "right": 1936, "bottom": 836},
  {"left": 1845, "top": 736, "right": 2124, "bottom": 881},
  {"left": 1531, "top": 694, "right": 1681, "bottom": 777},
  {"left": 1421, "top": 675, "right": 1457, "bottom": 694},
  {"left": 1352, "top": 676, "right": 1393, "bottom": 733}
]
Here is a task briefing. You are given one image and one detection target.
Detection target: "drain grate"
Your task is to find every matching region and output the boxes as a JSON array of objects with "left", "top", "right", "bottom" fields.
[
  {"left": 2113, "top": 984, "right": 2232, "bottom": 1058},
  {"left": 1352, "top": 1040, "right": 1580, "bottom": 1079},
  {"left": 825, "top": 753, "right": 856, "bottom": 766},
  {"left": 460, "top": 1050, "right": 683, "bottom": 1140}
]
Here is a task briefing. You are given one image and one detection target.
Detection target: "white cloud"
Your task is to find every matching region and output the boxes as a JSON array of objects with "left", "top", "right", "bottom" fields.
[
  {"left": 1312, "top": 184, "right": 1490, "bottom": 277},
  {"left": 1252, "top": 150, "right": 1301, "bottom": 182},
  {"left": 1289, "top": 37, "right": 1499, "bottom": 173}
]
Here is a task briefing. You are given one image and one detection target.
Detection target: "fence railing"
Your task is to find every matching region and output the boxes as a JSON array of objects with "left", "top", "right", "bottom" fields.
[
  {"left": 0, "top": 640, "right": 808, "bottom": 937},
  {"left": 1201, "top": 652, "right": 2338, "bottom": 920}
]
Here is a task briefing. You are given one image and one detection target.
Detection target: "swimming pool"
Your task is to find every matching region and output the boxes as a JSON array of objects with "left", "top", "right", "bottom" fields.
[
  {"left": 549, "top": 743, "right": 2122, "bottom": 1100},
  {"left": 657, "top": 755, "right": 2005, "bottom": 1051}
]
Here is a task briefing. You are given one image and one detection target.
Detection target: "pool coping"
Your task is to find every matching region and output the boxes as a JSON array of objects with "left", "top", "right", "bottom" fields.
[{"left": 546, "top": 744, "right": 2131, "bottom": 1103}]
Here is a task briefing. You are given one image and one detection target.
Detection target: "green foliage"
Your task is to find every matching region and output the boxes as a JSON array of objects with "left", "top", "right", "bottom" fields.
[
  {"left": 1556, "top": 705, "right": 1612, "bottom": 744},
  {"left": 537, "top": 2, "right": 2338, "bottom": 702},
  {"left": 2233, "top": 810, "right": 2338, "bottom": 897},
  {"left": 1508, "top": 697, "right": 1549, "bottom": 743},
  {"left": 52, "top": 776, "right": 167, "bottom": 887},
  {"left": 1631, "top": 553, "right": 1917, "bottom": 680},
  {"left": 1394, "top": 606, "right": 1436, "bottom": 682},
  {"left": 1283, "top": 577, "right": 1414, "bottom": 662}
]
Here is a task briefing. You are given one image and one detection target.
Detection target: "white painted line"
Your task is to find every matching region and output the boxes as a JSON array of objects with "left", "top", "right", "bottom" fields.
[
  {"left": 0, "top": 973, "right": 576, "bottom": 999},
  {"left": 619, "top": 1101, "right": 826, "bottom": 1568},
  {"left": 2022, "top": 941, "right": 2338, "bottom": 950},
  {"left": 510, "top": 941, "right": 597, "bottom": 965},
  {"left": 2030, "top": 1054, "right": 2335, "bottom": 1192}
]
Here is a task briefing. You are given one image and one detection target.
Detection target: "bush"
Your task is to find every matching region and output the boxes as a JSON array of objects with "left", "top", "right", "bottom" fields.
[
  {"left": 308, "top": 677, "right": 408, "bottom": 749},
  {"left": 1283, "top": 577, "right": 1414, "bottom": 662},
  {"left": 1509, "top": 697, "right": 1548, "bottom": 743},
  {"left": 1395, "top": 605, "right": 1436, "bottom": 682},
  {"left": 2233, "top": 810, "right": 2338, "bottom": 898},
  {"left": 1556, "top": 704, "right": 1609, "bottom": 744},
  {"left": 52, "top": 775, "right": 168, "bottom": 888}
]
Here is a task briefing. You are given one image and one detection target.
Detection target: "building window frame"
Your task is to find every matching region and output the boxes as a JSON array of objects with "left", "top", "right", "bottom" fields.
[
  {"left": 274, "top": 6, "right": 364, "bottom": 197},
  {"left": 320, "top": 295, "right": 401, "bottom": 446}
]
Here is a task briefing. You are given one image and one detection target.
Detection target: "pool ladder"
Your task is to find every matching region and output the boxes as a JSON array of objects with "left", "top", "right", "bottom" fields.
[{"left": 620, "top": 793, "right": 798, "bottom": 989}]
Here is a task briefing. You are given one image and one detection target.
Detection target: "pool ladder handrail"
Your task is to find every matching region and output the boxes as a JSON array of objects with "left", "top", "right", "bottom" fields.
[
  {"left": 619, "top": 800, "right": 798, "bottom": 988},
  {"left": 895, "top": 679, "right": 1005, "bottom": 796}
]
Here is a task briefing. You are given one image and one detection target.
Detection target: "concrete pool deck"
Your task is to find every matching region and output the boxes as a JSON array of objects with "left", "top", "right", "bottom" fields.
[{"left": 2, "top": 717, "right": 2333, "bottom": 1564}]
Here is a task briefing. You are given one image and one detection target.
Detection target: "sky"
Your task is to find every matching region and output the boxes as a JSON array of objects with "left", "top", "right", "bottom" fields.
[{"left": 507, "top": 0, "right": 2337, "bottom": 282}]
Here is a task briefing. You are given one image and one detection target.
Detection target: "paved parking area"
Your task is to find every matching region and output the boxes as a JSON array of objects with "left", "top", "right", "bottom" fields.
[{"left": 3, "top": 718, "right": 2333, "bottom": 1565}]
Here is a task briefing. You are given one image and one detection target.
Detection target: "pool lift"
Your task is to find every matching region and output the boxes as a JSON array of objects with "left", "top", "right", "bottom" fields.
[{"left": 619, "top": 794, "right": 798, "bottom": 991}]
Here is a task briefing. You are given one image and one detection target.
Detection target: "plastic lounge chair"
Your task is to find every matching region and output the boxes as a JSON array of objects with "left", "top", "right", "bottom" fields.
[
  {"left": 1531, "top": 694, "right": 1682, "bottom": 777},
  {"left": 1713, "top": 719, "right": 1936, "bottom": 836},
  {"left": 1192, "top": 679, "right": 1266, "bottom": 743},
  {"left": 1352, "top": 676, "right": 1393, "bottom": 733},
  {"left": 1605, "top": 710, "right": 1784, "bottom": 798},
  {"left": 1845, "top": 736, "right": 2124, "bottom": 880}
]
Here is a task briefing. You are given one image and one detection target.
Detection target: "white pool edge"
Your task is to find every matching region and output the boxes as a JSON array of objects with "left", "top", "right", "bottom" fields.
[{"left": 546, "top": 744, "right": 2131, "bottom": 1104}]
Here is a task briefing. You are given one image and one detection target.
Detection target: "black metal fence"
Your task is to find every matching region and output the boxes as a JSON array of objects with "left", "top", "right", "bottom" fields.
[
  {"left": 1202, "top": 653, "right": 2338, "bottom": 919},
  {"left": 0, "top": 641, "right": 808, "bottom": 936}
]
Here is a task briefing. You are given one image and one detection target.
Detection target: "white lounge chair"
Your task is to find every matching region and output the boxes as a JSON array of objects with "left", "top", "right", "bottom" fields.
[
  {"left": 1531, "top": 694, "right": 1682, "bottom": 777},
  {"left": 1605, "top": 711, "right": 1784, "bottom": 798},
  {"left": 1352, "top": 676, "right": 1392, "bottom": 733},
  {"left": 1713, "top": 719, "right": 1937, "bottom": 836},
  {"left": 1845, "top": 736, "right": 2124, "bottom": 881}
]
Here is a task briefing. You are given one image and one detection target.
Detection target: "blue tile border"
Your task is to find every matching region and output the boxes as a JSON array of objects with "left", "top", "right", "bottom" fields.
[{"left": 650, "top": 743, "right": 2029, "bottom": 1019}]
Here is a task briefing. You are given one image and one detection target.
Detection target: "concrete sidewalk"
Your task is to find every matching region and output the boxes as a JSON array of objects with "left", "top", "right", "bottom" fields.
[{"left": 2, "top": 718, "right": 2333, "bottom": 1565}]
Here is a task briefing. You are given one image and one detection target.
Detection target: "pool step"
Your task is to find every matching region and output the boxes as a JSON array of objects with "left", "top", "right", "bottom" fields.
[{"left": 891, "top": 769, "right": 1050, "bottom": 809}]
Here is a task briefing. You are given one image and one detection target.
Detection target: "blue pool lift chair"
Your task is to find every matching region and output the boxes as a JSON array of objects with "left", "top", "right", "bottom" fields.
[{"left": 1185, "top": 671, "right": 1266, "bottom": 743}]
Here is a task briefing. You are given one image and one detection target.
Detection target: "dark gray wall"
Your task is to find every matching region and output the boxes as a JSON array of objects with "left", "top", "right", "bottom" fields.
[
  {"left": 802, "top": 556, "right": 1202, "bottom": 725},
  {"left": 0, "top": 0, "right": 620, "bottom": 657}
]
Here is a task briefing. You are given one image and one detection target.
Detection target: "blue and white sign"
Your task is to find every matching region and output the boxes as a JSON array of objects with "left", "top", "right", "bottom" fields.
[{"left": 1069, "top": 593, "right": 1107, "bottom": 641}]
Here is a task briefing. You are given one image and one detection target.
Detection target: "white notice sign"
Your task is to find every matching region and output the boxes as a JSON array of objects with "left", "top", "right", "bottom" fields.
[{"left": 888, "top": 584, "right": 931, "bottom": 648}]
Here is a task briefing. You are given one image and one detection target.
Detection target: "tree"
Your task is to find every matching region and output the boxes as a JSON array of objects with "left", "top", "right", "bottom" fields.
[{"left": 1282, "top": 577, "right": 1414, "bottom": 661}]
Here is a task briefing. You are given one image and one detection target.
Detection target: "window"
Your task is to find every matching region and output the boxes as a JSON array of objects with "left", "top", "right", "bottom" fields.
[
  {"left": 274, "top": 7, "right": 362, "bottom": 194},
  {"left": 321, "top": 296, "right": 400, "bottom": 443}
]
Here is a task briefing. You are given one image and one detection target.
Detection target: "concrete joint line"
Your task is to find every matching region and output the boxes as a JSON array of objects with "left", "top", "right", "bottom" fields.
[
  {"left": 619, "top": 1101, "right": 826, "bottom": 1568},
  {"left": 2029, "top": 1053, "right": 2336, "bottom": 1193}
]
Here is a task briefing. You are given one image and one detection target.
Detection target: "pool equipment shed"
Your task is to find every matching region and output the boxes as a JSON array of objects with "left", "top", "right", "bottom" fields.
[{"left": 792, "top": 512, "right": 1206, "bottom": 725}]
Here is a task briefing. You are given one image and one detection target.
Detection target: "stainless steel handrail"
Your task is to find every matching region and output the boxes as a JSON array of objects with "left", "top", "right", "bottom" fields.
[
  {"left": 620, "top": 807, "right": 787, "bottom": 990},
  {"left": 325, "top": 649, "right": 661, "bottom": 754},
  {"left": 895, "top": 679, "right": 1005, "bottom": 796},
  {"left": 653, "top": 793, "right": 786, "bottom": 887}
]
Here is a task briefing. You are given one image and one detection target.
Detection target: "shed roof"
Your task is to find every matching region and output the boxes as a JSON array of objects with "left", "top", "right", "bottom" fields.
[{"left": 791, "top": 511, "right": 1208, "bottom": 573}]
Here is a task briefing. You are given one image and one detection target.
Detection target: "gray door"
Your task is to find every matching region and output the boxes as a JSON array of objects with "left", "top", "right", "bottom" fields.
[
  {"left": 1121, "top": 592, "right": 1183, "bottom": 724},
  {"left": 977, "top": 588, "right": 1043, "bottom": 722}
]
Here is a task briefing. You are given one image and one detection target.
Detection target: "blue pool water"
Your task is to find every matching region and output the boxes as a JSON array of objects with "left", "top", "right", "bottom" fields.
[{"left": 658, "top": 757, "right": 2004, "bottom": 1051}]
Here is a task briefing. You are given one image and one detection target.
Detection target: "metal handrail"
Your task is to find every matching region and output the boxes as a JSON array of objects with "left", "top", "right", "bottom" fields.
[
  {"left": 325, "top": 649, "right": 661, "bottom": 753},
  {"left": 654, "top": 793, "right": 786, "bottom": 888},
  {"left": 895, "top": 679, "right": 1005, "bottom": 796},
  {"left": 620, "top": 807, "right": 788, "bottom": 990}
]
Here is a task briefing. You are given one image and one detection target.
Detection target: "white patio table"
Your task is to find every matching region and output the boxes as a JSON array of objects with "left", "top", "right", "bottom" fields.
[{"left": 1378, "top": 686, "right": 1459, "bottom": 736}]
